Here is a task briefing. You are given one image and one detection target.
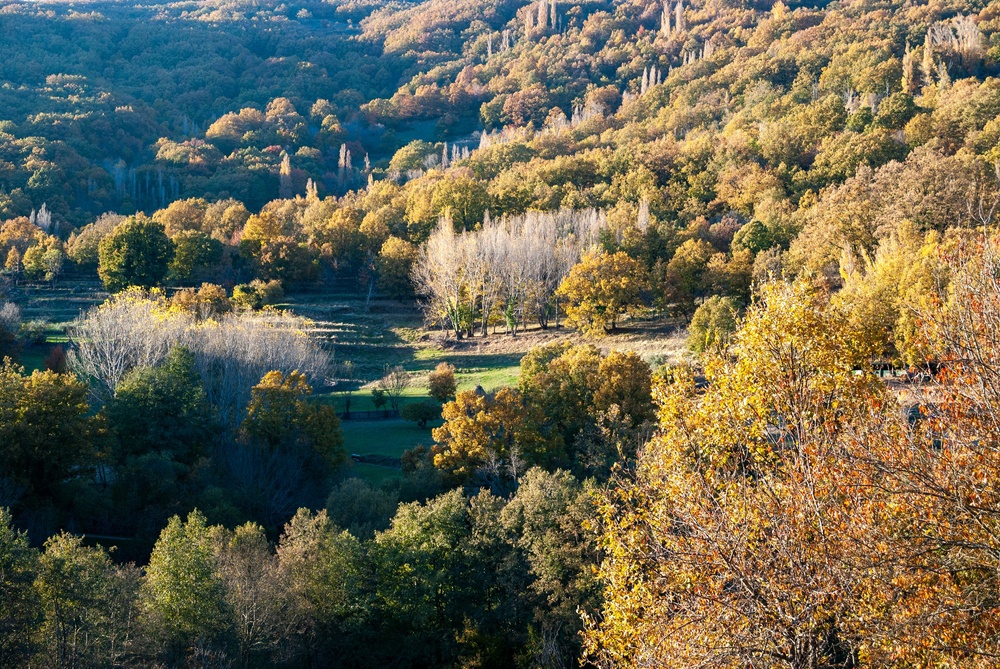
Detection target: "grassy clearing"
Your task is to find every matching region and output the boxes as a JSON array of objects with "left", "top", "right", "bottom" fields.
[
  {"left": 339, "top": 418, "right": 440, "bottom": 486},
  {"left": 340, "top": 418, "right": 440, "bottom": 458},
  {"left": 316, "top": 387, "right": 431, "bottom": 413},
  {"left": 343, "top": 462, "right": 405, "bottom": 486},
  {"left": 321, "top": 317, "right": 685, "bottom": 481},
  {"left": 412, "top": 348, "right": 522, "bottom": 392},
  {"left": 19, "top": 348, "right": 47, "bottom": 373},
  {"left": 456, "top": 365, "right": 520, "bottom": 392}
]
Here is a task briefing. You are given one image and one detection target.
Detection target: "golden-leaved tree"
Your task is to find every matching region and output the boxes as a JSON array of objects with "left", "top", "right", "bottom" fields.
[
  {"left": 585, "top": 247, "right": 1000, "bottom": 667},
  {"left": 556, "top": 250, "right": 647, "bottom": 336},
  {"left": 585, "top": 280, "right": 887, "bottom": 667},
  {"left": 430, "top": 387, "right": 544, "bottom": 482}
]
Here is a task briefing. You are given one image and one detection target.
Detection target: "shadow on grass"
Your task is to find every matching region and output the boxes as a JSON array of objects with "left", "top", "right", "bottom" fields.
[{"left": 340, "top": 418, "right": 441, "bottom": 458}]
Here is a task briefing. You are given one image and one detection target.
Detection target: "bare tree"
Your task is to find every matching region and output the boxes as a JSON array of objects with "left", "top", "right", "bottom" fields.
[
  {"left": 213, "top": 526, "right": 294, "bottom": 667},
  {"left": 70, "top": 291, "right": 330, "bottom": 427},
  {"left": 98, "top": 563, "right": 142, "bottom": 668},
  {"left": 333, "top": 360, "right": 356, "bottom": 419},
  {"left": 413, "top": 208, "right": 605, "bottom": 337},
  {"left": 218, "top": 438, "right": 324, "bottom": 529},
  {"left": 376, "top": 365, "right": 410, "bottom": 414},
  {"left": 929, "top": 14, "right": 984, "bottom": 67},
  {"left": 0, "top": 301, "right": 20, "bottom": 335},
  {"left": 476, "top": 218, "right": 506, "bottom": 335},
  {"left": 185, "top": 310, "right": 330, "bottom": 428},
  {"left": 69, "top": 290, "right": 188, "bottom": 397},
  {"left": 412, "top": 216, "right": 467, "bottom": 337}
]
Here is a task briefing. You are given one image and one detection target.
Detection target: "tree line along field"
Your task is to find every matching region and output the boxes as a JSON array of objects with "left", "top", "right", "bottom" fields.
[{"left": 6, "top": 274, "right": 686, "bottom": 485}]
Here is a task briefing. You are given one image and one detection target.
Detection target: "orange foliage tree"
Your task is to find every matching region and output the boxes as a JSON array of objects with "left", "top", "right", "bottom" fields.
[{"left": 585, "top": 262, "right": 1000, "bottom": 667}]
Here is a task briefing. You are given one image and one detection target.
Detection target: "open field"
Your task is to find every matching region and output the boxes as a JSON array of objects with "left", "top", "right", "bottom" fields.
[
  {"left": 284, "top": 292, "right": 687, "bottom": 483},
  {"left": 340, "top": 418, "right": 440, "bottom": 458},
  {"left": 343, "top": 462, "right": 406, "bottom": 486}
]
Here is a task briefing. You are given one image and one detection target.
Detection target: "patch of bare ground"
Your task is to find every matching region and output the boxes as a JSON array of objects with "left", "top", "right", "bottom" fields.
[{"left": 423, "top": 316, "right": 691, "bottom": 367}]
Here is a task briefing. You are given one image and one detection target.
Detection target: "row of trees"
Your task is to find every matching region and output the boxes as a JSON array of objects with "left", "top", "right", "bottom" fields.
[
  {"left": 70, "top": 290, "right": 329, "bottom": 423},
  {"left": 412, "top": 208, "right": 607, "bottom": 337},
  {"left": 1, "top": 465, "right": 600, "bottom": 669},
  {"left": 47, "top": 191, "right": 413, "bottom": 295}
]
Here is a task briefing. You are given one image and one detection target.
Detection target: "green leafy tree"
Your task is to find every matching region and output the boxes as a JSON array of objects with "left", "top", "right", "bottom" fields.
[
  {"left": 325, "top": 479, "right": 399, "bottom": 539},
  {"left": 140, "top": 511, "right": 231, "bottom": 658},
  {"left": 168, "top": 231, "right": 223, "bottom": 283},
  {"left": 401, "top": 400, "right": 440, "bottom": 428},
  {"left": 430, "top": 176, "right": 491, "bottom": 232},
  {"left": 501, "top": 468, "right": 601, "bottom": 666},
  {"left": 372, "top": 489, "right": 519, "bottom": 667},
  {"left": 34, "top": 533, "right": 120, "bottom": 669},
  {"left": 106, "top": 346, "right": 217, "bottom": 465},
  {"left": 0, "top": 361, "right": 98, "bottom": 499},
  {"left": 98, "top": 215, "right": 174, "bottom": 292},
  {"left": 731, "top": 220, "right": 774, "bottom": 255},
  {"left": 389, "top": 140, "right": 434, "bottom": 173},
  {"left": 687, "top": 295, "right": 740, "bottom": 353},
  {"left": 371, "top": 387, "right": 389, "bottom": 414},
  {"left": 276, "top": 508, "right": 364, "bottom": 658},
  {"left": 231, "top": 279, "right": 284, "bottom": 311},
  {"left": 874, "top": 92, "right": 917, "bottom": 129},
  {"left": 0, "top": 508, "right": 39, "bottom": 666}
]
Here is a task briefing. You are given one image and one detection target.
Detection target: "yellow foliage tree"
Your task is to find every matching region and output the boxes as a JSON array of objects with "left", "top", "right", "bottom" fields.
[
  {"left": 430, "top": 387, "right": 544, "bottom": 481},
  {"left": 240, "top": 370, "right": 345, "bottom": 467},
  {"left": 586, "top": 262, "right": 1000, "bottom": 667},
  {"left": 832, "top": 221, "right": 947, "bottom": 366},
  {"left": 556, "top": 250, "right": 647, "bottom": 336},
  {"left": 584, "top": 280, "right": 889, "bottom": 667}
]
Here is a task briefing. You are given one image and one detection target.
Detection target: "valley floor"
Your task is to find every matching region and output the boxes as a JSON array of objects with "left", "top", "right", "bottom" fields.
[{"left": 4, "top": 279, "right": 689, "bottom": 484}]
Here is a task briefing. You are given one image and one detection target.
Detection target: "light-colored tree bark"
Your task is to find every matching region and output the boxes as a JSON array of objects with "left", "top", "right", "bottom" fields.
[
  {"left": 412, "top": 208, "right": 605, "bottom": 337},
  {"left": 70, "top": 292, "right": 330, "bottom": 427}
]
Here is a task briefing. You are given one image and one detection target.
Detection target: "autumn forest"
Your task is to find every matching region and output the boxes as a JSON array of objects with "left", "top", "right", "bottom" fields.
[{"left": 2, "top": 0, "right": 1000, "bottom": 666}]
